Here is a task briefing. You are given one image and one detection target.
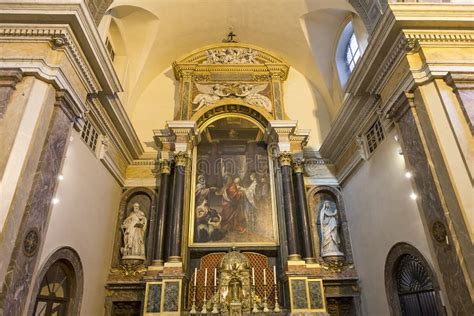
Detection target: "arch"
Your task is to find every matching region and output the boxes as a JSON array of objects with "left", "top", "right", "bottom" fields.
[
  {"left": 306, "top": 185, "right": 353, "bottom": 263},
  {"left": 111, "top": 187, "right": 157, "bottom": 267},
  {"left": 28, "top": 247, "right": 83, "bottom": 316},
  {"left": 192, "top": 102, "right": 271, "bottom": 134},
  {"left": 385, "top": 242, "right": 444, "bottom": 316}
]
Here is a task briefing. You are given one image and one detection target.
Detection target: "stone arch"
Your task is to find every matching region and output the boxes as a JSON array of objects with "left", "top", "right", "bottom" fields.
[
  {"left": 28, "top": 247, "right": 84, "bottom": 316},
  {"left": 384, "top": 242, "right": 444, "bottom": 316}
]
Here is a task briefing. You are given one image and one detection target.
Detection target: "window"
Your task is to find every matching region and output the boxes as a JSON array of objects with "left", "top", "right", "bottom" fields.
[
  {"left": 396, "top": 254, "right": 441, "bottom": 315},
  {"left": 81, "top": 120, "right": 99, "bottom": 152},
  {"left": 105, "top": 37, "right": 115, "bottom": 62},
  {"left": 336, "top": 20, "right": 362, "bottom": 86},
  {"left": 365, "top": 119, "right": 384, "bottom": 154},
  {"left": 33, "top": 261, "right": 72, "bottom": 316},
  {"left": 345, "top": 33, "right": 361, "bottom": 72}
]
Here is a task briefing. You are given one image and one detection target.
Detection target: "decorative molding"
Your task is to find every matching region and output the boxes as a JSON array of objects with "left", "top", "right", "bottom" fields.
[
  {"left": 278, "top": 152, "right": 293, "bottom": 167},
  {"left": 0, "top": 24, "right": 99, "bottom": 94}
]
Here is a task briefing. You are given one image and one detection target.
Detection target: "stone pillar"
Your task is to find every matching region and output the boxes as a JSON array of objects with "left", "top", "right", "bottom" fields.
[
  {"left": 168, "top": 152, "right": 187, "bottom": 262},
  {"left": 279, "top": 152, "right": 301, "bottom": 261},
  {"left": 165, "top": 121, "right": 195, "bottom": 265},
  {"left": 293, "top": 159, "right": 315, "bottom": 263},
  {"left": 0, "top": 93, "right": 74, "bottom": 315},
  {"left": 151, "top": 159, "right": 171, "bottom": 268}
]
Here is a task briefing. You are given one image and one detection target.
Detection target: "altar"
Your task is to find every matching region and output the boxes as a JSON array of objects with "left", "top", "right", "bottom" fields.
[{"left": 105, "top": 43, "right": 360, "bottom": 316}]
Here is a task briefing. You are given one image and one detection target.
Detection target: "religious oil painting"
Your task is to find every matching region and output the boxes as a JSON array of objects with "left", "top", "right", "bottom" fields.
[{"left": 191, "top": 116, "right": 276, "bottom": 246}]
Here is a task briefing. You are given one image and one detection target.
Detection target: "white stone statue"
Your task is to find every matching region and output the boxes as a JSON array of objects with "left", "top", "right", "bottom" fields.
[
  {"left": 319, "top": 200, "right": 344, "bottom": 257},
  {"left": 203, "top": 47, "right": 259, "bottom": 64},
  {"left": 121, "top": 202, "right": 147, "bottom": 260}
]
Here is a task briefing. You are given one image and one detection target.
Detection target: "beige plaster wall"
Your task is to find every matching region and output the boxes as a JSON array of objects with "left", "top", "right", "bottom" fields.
[
  {"left": 131, "top": 66, "right": 331, "bottom": 152},
  {"left": 342, "top": 129, "right": 447, "bottom": 315},
  {"left": 34, "top": 130, "right": 122, "bottom": 315},
  {"left": 130, "top": 66, "right": 177, "bottom": 153},
  {"left": 284, "top": 67, "right": 332, "bottom": 148}
]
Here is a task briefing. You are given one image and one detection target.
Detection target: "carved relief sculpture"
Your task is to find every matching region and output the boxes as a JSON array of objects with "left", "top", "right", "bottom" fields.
[
  {"left": 203, "top": 48, "right": 259, "bottom": 64},
  {"left": 192, "top": 83, "right": 272, "bottom": 113},
  {"left": 319, "top": 201, "right": 344, "bottom": 257},
  {"left": 121, "top": 203, "right": 147, "bottom": 261}
]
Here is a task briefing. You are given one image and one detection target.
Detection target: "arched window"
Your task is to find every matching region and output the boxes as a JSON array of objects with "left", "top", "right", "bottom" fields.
[
  {"left": 34, "top": 261, "right": 72, "bottom": 315},
  {"left": 29, "top": 247, "right": 83, "bottom": 316},
  {"left": 385, "top": 243, "right": 444, "bottom": 316},
  {"left": 336, "top": 20, "right": 361, "bottom": 87}
]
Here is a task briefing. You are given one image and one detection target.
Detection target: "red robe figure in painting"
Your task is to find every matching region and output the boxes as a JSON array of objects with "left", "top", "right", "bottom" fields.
[{"left": 220, "top": 177, "right": 246, "bottom": 233}]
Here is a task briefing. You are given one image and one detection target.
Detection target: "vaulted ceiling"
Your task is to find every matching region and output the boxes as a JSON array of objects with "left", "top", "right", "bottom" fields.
[{"left": 103, "top": 0, "right": 366, "bottom": 128}]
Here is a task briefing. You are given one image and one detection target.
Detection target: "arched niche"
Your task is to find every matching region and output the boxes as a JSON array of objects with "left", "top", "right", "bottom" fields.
[
  {"left": 385, "top": 243, "right": 444, "bottom": 316},
  {"left": 111, "top": 187, "right": 157, "bottom": 268},
  {"left": 188, "top": 110, "right": 277, "bottom": 248},
  {"left": 307, "top": 186, "right": 353, "bottom": 264},
  {"left": 28, "top": 247, "right": 84, "bottom": 316}
]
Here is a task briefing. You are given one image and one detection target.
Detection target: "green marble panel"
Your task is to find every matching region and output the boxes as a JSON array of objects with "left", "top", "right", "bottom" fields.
[
  {"left": 308, "top": 280, "right": 324, "bottom": 309},
  {"left": 290, "top": 279, "right": 308, "bottom": 310},
  {"left": 146, "top": 283, "right": 162, "bottom": 313},
  {"left": 163, "top": 281, "right": 180, "bottom": 312}
]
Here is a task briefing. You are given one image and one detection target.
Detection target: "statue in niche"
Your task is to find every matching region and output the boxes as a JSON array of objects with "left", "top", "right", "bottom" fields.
[
  {"left": 121, "top": 203, "right": 147, "bottom": 260},
  {"left": 319, "top": 201, "right": 344, "bottom": 257}
]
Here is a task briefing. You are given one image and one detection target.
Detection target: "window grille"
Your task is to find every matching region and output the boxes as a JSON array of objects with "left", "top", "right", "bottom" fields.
[
  {"left": 105, "top": 37, "right": 115, "bottom": 62},
  {"left": 365, "top": 119, "right": 385, "bottom": 154},
  {"left": 81, "top": 121, "right": 99, "bottom": 152}
]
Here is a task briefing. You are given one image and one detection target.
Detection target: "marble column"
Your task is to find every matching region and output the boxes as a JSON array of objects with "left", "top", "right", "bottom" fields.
[
  {"left": 0, "top": 103, "right": 73, "bottom": 315},
  {"left": 292, "top": 159, "right": 315, "bottom": 263},
  {"left": 279, "top": 152, "right": 301, "bottom": 261},
  {"left": 152, "top": 160, "right": 171, "bottom": 267},
  {"left": 168, "top": 152, "right": 187, "bottom": 262}
]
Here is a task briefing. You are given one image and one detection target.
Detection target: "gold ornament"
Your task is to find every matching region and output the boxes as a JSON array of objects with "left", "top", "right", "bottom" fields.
[
  {"left": 278, "top": 152, "right": 293, "bottom": 166},
  {"left": 174, "top": 152, "right": 188, "bottom": 166}
]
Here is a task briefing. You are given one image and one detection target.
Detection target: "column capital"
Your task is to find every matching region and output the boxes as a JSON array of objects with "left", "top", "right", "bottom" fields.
[
  {"left": 292, "top": 159, "right": 305, "bottom": 173},
  {"left": 173, "top": 152, "right": 188, "bottom": 167},
  {"left": 278, "top": 151, "right": 293, "bottom": 167},
  {"left": 159, "top": 159, "right": 171, "bottom": 174}
]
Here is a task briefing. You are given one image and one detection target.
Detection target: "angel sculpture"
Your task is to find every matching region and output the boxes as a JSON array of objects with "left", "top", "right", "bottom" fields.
[
  {"left": 236, "top": 83, "right": 272, "bottom": 113},
  {"left": 192, "top": 83, "right": 230, "bottom": 112}
]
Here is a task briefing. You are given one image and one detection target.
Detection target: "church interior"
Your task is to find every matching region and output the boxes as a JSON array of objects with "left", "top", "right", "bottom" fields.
[{"left": 0, "top": 0, "right": 472, "bottom": 315}]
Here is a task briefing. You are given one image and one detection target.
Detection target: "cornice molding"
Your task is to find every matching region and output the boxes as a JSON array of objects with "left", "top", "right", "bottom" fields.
[{"left": 319, "top": 3, "right": 474, "bottom": 182}]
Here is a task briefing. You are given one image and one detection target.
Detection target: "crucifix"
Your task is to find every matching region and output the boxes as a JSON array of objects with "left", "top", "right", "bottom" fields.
[{"left": 223, "top": 29, "right": 237, "bottom": 43}]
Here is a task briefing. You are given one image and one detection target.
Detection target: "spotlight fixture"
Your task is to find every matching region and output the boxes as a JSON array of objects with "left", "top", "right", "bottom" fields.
[
  {"left": 410, "top": 193, "right": 417, "bottom": 200},
  {"left": 405, "top": 172, "right": 412, "bottom": 179},
  {"left": 58, "top": 174, "right": 64, "bottom": 181},
  {"left": 52, "top": 198, "right": 60, "bottom": 204}
]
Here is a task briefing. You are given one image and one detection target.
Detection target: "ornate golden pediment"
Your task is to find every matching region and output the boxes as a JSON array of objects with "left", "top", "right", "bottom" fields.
[{"left": 172, "top": 43, "right": 289, "bottom": 81}]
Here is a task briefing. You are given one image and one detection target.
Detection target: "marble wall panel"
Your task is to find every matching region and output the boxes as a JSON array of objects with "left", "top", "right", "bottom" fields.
[
  {"left": 397, "top": 103, "right": 473, "bottom": 314},
  {"left": 0, "top": 106, "right": 72, "bottom": 315},
  {"left": 308, "top": 280, "right": 324, "bottom": 310},
  {"left": 290, "top": 279, "right": 308, "bottom": 310},
  {"left": 163, "top": 281, "right": 180, "bottom": 312},
  {"left": 146, "top": 283, "right": 162, "bottom": 313}
]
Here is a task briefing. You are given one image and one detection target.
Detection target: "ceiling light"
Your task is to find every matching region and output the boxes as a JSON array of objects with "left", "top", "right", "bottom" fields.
[
  {"left": 52, "top": 198, "right": 59, "bottom": 205},
  {"left": 410, "top": 193, "right": 417, "bottom": 200},
  {"left": 58, "top": 174, "right": 64, "bottom": 181},
  {"left": 405, "top": 172, "right": 412, "bottom": 179}
]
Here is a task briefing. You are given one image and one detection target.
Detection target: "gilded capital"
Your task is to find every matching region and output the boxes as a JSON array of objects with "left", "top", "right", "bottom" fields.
[
  {"left": 278, "top": 152, "right": 293, "bottom": 167},
  {"left": 174, "top": 152, "right": 188, "bottom": 167},
  {"left": 292, "top": 159, "right": 304, "bottom": 173},
  {"left": 160, "top": 160, "right": 171, "bottom": 174}
]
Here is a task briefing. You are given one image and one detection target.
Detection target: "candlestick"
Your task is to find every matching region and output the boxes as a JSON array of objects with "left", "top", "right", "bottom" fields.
[
  {"left": 203, "top": 284, "right": 208, "bottom": 312},
  {"left": 190, "top": 284, "right": 197, "bottom": 314},
  {"left": 274, "top": 282, "right": 281, "bottom": 313},
  {"left": 273, "top": 265, "right": 277, "bottom": 285},
  {"left": 211, "top": 284, "right": 219, "bottom": 314},
  {"left": 252, "top": 267, "right": 255, "bottom": 286},
  {"left": 263, "top": 268, "right": 266, "bottom": 285},
  {"left": 214, "top": 268, "right": 217, "bottom": 287},
  {"left": 263, "top": 283, "right": 269, "bottom": 312},
  {"left": 252, "top": 285, "right": 259, "bottom": 313},
  {"left": 194, "top": 267, "right": 197, "bottom": 287},
  {"left": 204, "top": 268, "right": 208, "bottom": 286}
]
